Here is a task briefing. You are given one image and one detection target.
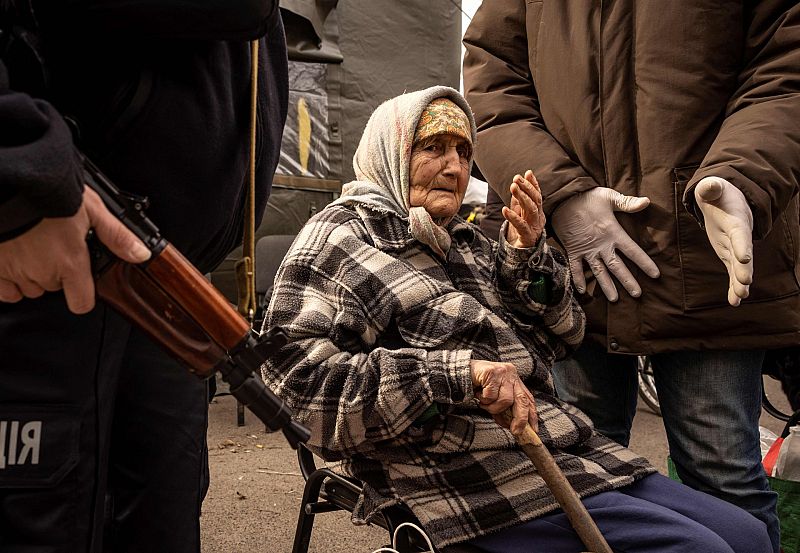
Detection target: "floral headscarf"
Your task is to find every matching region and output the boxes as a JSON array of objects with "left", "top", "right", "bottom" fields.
[{"left": 414, "top": 97, "right": 472, "bottom": 147}]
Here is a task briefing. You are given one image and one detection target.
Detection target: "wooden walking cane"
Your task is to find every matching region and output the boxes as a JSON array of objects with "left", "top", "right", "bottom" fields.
[{"left": 505, "top": 412, "right": 614, "bottom": 553}]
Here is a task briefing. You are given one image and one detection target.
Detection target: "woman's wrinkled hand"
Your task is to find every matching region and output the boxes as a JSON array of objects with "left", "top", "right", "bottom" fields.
[
  {"left": 504, "top": 170, "right": 546, "bottom": 249},
  {"left": 470, "top": 359, "right": 538, "bottom": 435}
]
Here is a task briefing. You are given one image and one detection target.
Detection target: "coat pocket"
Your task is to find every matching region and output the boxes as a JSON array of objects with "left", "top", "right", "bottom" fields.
[
  {"left": 0, "top": 405, "right": 80, "bottom": 488},
  {"left": 0, "top": 405, "right": 82, "bottom": 548},
  {"left": 674, "top": 165, "right": 800, "bottom": 310},
  {"left": 525, "top": 0, "right": 544, "bottom": 76}
]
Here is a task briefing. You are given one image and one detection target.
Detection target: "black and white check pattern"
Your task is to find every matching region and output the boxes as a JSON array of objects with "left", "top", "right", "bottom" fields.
[{"left": 261, "top": 204, "right": 655, "bottom": 549}]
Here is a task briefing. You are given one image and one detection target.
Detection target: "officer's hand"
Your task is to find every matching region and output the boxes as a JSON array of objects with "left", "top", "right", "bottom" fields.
[
  {"left": 551, "top": 187, "right": 660, "bottom": 301},
  {"left": 0, "top": 186, "right": 151, "bottom": 314},
  {"left": 470, "top": 359, "right": 538, "bottom": 436},
  {"left": 504, "top": 170, "right": 546, "bottom": 248},
  {"left": 694, "top": 177, "right": 754, "bottom": 307}
]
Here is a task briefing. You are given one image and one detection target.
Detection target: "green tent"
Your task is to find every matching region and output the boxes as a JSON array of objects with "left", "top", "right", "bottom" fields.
[{"left": 212, "top": 0, "right": 463, "bottom": 301}]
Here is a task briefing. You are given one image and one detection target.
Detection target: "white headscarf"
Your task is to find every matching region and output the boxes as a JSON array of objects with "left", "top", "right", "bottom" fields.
[{"left": 330, "top": 86, "right": 477, "bottom": 259}]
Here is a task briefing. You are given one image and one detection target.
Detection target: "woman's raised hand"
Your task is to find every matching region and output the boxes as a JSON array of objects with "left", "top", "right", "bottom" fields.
[
  {"left": 503, "top": 170, "right": 545, "bottom": 249},
  {"left": 470, "top": 359, "right": 538, "bottom": 435}
]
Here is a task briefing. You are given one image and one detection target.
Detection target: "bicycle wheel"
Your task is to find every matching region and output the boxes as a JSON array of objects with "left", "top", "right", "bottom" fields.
[
  {"left": 763, "top": 374, "right": 792, "bottom": 422},
  {"left": 637, "top": 355, "right": 661, "bottom": 416}
]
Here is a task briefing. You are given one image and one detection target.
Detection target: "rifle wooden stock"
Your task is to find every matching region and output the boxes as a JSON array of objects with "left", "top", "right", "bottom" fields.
[
  {"left": 95, "top": 243, "right": 250, "bottom": 377},
  {"left": 82, "top": 155, "right": 310, "bottom": 448}
]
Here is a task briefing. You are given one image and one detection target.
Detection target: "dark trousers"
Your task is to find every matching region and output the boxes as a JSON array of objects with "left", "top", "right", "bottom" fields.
[
  {"left": 0, "top": 293, "right": 209, "bottom": 553},
  {"left": 465, "top": 473, "right": 770, "bottom": 553}
]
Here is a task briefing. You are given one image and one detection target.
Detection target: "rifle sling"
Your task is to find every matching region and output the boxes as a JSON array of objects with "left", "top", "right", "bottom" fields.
[{"left": 235, "top": 39, "right": 259, "bottom": 324}]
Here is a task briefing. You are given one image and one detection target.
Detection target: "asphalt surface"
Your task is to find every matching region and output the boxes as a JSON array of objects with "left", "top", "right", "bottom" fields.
[{"left": 200, "top": 377, "right": 791, "bottom": 552}]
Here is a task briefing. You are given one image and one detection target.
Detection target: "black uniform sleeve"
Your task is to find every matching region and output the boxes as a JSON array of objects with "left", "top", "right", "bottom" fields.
[
  {"left": 0, "top": 59, "right": 83, "bottom": 242},
  {"left": 34, "top": 0, "right": 280, "bottom": 41}
]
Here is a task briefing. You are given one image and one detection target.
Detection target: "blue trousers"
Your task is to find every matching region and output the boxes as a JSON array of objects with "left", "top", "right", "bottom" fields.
[
  {"left": 467, "top": 473, "right": 770, "bottom": 552},
  {"left": 552, "top": 342, "right": 779, "bottom": 553},
  {"left": 0, "top": 294, "right": 209, "bottom": 553}
]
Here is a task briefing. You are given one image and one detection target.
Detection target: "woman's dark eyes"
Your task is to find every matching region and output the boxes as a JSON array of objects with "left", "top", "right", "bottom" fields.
[{"left": 422, "top": 142, "right": 469, "bottom": 160}]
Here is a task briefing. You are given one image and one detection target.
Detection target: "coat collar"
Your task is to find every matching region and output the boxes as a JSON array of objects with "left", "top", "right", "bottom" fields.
[{"left": 355, "top": 205, "right": 476, "bottom": 252}]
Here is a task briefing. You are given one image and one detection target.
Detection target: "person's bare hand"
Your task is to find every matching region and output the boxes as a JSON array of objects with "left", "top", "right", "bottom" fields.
[
  {"left": 470, "top": 359, "right": 538, "bottom": 435},
  {"left": 0, "top": 186, "right": 151, "bottom": 314},
  {"left": 503, "top": 170, "right": 546, "bottom": 249}
]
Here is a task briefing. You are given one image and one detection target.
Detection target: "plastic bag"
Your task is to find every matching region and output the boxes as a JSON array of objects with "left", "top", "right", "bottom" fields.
[{"left": 762, "top": 426, "right": 780, "bottom": 458}]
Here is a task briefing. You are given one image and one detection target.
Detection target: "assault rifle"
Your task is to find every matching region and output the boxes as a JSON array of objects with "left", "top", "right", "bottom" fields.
[{"left": 83, "top": 154, "right": 310, "bottom": 449}]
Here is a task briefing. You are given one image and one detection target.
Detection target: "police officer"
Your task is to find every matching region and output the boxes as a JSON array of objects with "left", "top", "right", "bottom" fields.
[{"left": 0, "top": 1, "right": 288, "bottom": 551}]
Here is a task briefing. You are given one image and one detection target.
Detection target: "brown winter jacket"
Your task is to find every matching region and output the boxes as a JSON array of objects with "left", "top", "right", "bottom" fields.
[{"left": 464, "top": 0, "right": 800, "bottom": 354}]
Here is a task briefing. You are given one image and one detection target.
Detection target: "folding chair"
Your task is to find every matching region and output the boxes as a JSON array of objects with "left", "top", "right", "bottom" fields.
[{"left": 292, "top": 443, "right": 442, "bottom": 553}]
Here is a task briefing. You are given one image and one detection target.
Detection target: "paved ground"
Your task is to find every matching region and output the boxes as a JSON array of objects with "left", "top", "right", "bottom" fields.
[
  {"left": 201, "top": 393, "right": 387, "bottom": 553},
  {"left": 200, "top": 378, "right": 791, "bottom": 552}
]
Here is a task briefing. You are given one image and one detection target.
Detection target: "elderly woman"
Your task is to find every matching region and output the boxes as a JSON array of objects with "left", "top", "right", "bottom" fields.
[{"left": 261, "top": 87, "right": 769, "bottom": 553}]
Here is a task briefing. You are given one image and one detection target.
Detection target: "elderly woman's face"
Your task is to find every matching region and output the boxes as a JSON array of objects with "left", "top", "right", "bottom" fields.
[{"left": 409, "top": 134, "right": 471, "bottom": 219}]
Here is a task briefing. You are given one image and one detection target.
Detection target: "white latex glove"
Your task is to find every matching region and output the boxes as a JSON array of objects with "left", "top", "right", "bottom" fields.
[
  {"left": 693, "top": 176, "right": 754, "bottom": 307},
  {"left": 551, "top": 187, "right": 660, "bottom": 301}
]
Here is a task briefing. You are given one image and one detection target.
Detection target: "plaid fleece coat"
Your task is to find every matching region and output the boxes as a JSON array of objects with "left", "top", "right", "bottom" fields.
[{"left": 261, "top": 204, "right": 655, "bottom": 548}]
